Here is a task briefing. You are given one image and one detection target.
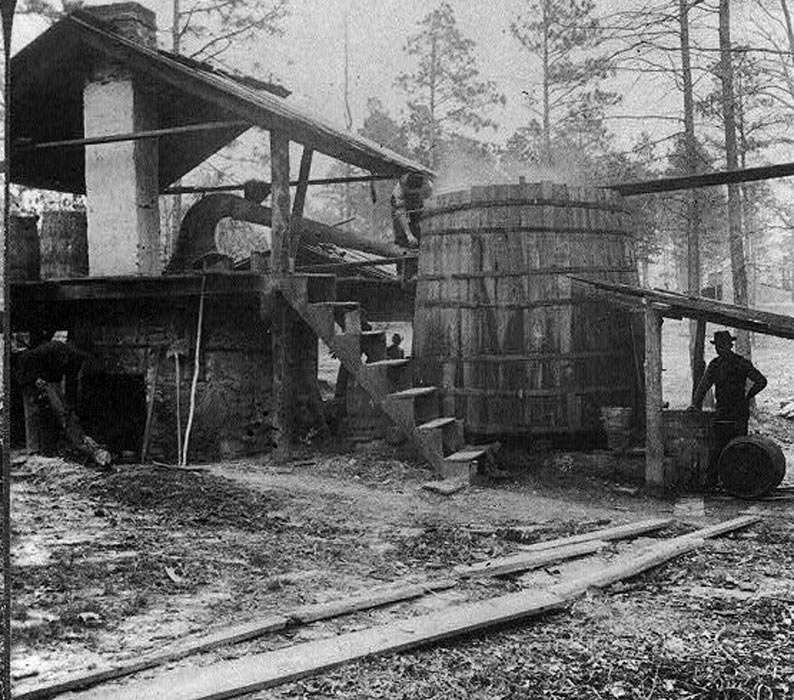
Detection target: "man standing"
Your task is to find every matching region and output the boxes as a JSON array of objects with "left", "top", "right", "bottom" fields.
[{"left": 689, "top": 330, "right": 767, "bottom": 488}]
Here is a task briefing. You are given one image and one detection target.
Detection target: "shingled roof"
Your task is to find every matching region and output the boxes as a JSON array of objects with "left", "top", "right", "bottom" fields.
[{"left": 10, "top": 10, "right": 432, "bottom": 193}]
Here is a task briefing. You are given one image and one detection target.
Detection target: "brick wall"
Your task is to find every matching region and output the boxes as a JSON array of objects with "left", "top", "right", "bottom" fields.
[{"left": 72, "top": 296, "right": 281, "bottom": 462}]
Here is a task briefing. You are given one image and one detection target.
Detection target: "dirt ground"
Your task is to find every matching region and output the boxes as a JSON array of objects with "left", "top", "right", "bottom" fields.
[
  {"left": 9, "top": 319, "right": 794, "bottom": 699},
  {"left": 9, "top": 431, "right": 794, "bottom": 699}
]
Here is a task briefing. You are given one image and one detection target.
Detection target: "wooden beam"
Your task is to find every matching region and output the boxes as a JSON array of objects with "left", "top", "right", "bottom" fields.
[
  {"left": 14, "top": 120, "right": 250, "bottom": 151},
  {"left": 550, "top": 515, "right": 760, "bottom": 597},
  {"left": 454, "top": 540, "right": 604, "bottom": 578},
  {"left": 270, "top": 131, "right": 291, "bottom": 274},
  {"left": 644, "top": 304, "right": 665, "bottom": 489},
  {"left": 296, "top": 255, "right": 417, "bottom": 273},
  {"left": 608, "top": 160, "right": 794, "bottom": 196},
  {"left": 517, "top": 518, "right": 674, "bottom": 552},
  {"left": 16, "top": 579, "right": 455, "bottom": 700},
  {"left": 84, "top": 590, "right": 566, "bottom": 700},
  {"left": 692, "top": 317, "right": 706, "bottom": 401},
  {"left": 290, "top": 147, "right": 313, "bottom": 256},
  {"left": 270, "top": 130, "right": 292, "bottom": 461}
]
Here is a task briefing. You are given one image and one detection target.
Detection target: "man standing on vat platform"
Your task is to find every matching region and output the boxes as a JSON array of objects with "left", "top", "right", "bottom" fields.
[{"left": 689, "top": 330, "right": 767, "bottom": 490}]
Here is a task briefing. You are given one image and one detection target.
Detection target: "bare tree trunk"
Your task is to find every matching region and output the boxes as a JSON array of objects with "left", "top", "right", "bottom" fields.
[
  {"left": 679, "top": 0, "right": 704, "bottom": 385},
  {"left": 170, "top": 0, "right": 183, "bottom": 258},
  {"left": 719, "top": 0, "right": 751, "bottom": 358},
  {"left": 781, "top": 0, "right": 794, "bottom": 59},
  {"left": 542, "top": 0, "right": 552, "bottom": 165}
]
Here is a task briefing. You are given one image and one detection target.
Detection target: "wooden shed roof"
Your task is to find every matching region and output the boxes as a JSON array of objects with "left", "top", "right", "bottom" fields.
[
  {"left": 10, "top": 10, "right": 432, "bottom": 193},
  {"left": 571, "top": 277, "right": 794, "bottom": 340}
]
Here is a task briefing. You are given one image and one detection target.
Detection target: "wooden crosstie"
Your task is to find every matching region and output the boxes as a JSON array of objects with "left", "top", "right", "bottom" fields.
[{"left": 280, "top": 273, "right": 498, "bottom": 480}]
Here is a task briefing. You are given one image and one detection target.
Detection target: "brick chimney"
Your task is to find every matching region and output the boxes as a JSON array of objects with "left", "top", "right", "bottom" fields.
[
  {"left": 83, "top": 2, "right": 161, "bottom": 276},
  {"left": 85, "top": 2, "right": 157, "bottom": 48}
]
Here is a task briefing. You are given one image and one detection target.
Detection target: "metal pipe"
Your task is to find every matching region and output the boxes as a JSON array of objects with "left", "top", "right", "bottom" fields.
[{"left": 162, "top": 173, "right": 394, "bottom": 195}]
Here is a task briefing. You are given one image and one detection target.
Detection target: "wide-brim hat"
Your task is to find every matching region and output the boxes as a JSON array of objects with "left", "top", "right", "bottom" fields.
[{"left": 710, "top": 330, "right": 737, "bottom": 345}]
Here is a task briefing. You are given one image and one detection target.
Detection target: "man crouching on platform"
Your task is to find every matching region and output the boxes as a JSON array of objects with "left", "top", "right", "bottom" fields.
[{"left": 688, "top": 330, "right": 767, "bottom": 490}]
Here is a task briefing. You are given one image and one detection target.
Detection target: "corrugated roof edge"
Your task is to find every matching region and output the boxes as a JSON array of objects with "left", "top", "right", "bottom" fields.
[{"left": 64, "top": 10, "right": 434, "bottom": 178}]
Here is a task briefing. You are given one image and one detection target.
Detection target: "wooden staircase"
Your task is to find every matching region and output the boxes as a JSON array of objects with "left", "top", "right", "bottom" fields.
[{"left": 280, "top": 274, "right": 498, "bottom": 480}]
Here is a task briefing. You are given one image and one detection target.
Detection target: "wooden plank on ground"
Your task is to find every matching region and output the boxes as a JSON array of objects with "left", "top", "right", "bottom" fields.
[
  {"left": 454, "top": 540, "right": 604, "bottom": 579},
  {"left": 76, "top": 589, "right": 567, "bottom": 700},
  {"left": 17, "top": 580, "right": 453, "bottom": 700},
  {"left": 678, "top": 515, "right": 760, "bottom": 539},
  {"left": 516, "top": 517, "right": 674, "bottom": 552},
  {"left": 288, "top": 578, "right": 456, "bottom": 623},
  {"left": 14, "top": 616, "right": 288, "bottom": 700},
  {"left": 549, "top": 515, "right": 761, "bottom": 597}
]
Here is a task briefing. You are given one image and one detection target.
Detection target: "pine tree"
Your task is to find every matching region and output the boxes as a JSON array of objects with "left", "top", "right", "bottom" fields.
[
  {"left": 395, "top": 2, "right": 504, "bottom": 169},
  {"left": 511, "top": 0, "right": 619, "bottom": 166}
]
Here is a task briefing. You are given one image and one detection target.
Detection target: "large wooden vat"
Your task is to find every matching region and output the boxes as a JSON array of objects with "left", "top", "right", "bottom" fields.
[
  {"left": 413, "top": 182, "right": 642, "bottom": 437},
  {"left": 40, "top": 210, "right": 89, "bottom": 278}
]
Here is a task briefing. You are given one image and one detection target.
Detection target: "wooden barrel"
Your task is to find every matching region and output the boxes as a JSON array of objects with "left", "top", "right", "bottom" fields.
[
  {"left": 719, "top": 435, "right": 786, "bottom": 498},
  {"left": 413, "top": 181, "right": 641, "bottom": 437},
  {"left": 40, "top": 210, "right": 89, "bottom": 278},
  {"left": 9, "top": 215, "right": 41, "bottom": 281}
]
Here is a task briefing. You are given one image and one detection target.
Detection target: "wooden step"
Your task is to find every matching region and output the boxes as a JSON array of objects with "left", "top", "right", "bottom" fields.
[
  {"left": 417, "top": 416, "right": 456, "bottom": 430},
  {"left": 439, "top": 445, "right": 497, "bottom": 482},
  {"left": 366, "top": 358, "right": 411, "bottom": 369},
  {"left": 417, "top": 416, "right": 464, "bottom": 456},
  {"left": 384, "top": 386, "right": 439, "bottom": 426},
  {"left": 360, "top": 358, "right": 412, "bottom": 395},
  {"left": 387, "top": 387, "right": 437, "bottom": 400},
  {"left": 445, "top": 448, "right": 489, "bottom": 462}
]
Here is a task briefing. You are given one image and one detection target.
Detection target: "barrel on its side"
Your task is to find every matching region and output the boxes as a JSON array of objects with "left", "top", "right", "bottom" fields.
[
  {"left": 414, "top": 182, "right": 642, "bottom": 437},
  {"left": 718, "top": 435, "right": 786, "bottom": 498},
  {"left": 40, "top": 210, "right": 89, "bottom": 278},
  {"left": 9, "top": 215, "right": 41, "bottom": 281}
]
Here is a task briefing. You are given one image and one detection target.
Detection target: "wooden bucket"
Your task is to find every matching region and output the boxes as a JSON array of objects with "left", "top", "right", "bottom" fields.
[
  {"left": 40, "top": 210, "right": 89, "bottom": 278},
  {"left": 719, "top": 435, "right": 786, "bottom": 498},
  {"left": 9, "top": 215, "right": 41, "bottom": 281},
  {"left": 413, "top": 181, "right": 641, "bottom": 437}
]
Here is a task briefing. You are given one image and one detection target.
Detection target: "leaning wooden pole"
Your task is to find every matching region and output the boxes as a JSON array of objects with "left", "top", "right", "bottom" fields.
[{"left": 270, "top": 131, "right": 293, "bottom": 461}]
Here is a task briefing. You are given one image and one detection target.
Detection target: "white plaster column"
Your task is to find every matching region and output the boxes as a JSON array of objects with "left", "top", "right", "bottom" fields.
[{"left": 83, "top": 3, "right": 160, "bottom": 276}]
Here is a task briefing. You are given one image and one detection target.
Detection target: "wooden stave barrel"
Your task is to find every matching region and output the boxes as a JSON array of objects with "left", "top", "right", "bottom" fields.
[
  {"left": 40, "top": 210, "right": 89, "bottom": 278},
  {"left": 413, "top": 182, "right": 641, "bottom": 437},
  {"left": 9, "top": 215, "right": 41, "bottom": 281},
  {"left": 718, "top": 435, "right": 786, "bottom": 498}
]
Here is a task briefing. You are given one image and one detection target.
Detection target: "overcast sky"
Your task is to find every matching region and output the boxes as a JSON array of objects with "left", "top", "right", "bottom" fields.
[{"left": 11, "top": 0, "right": 772, "bottom": 168}]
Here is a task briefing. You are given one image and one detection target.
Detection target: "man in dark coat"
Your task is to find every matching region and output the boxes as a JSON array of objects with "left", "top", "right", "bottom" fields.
[
  {"left": 689, "top": 330, "right": 767, "bottom": 488},
  {"left": 16, "top": 337, "right": 110, "bottom": 467}
]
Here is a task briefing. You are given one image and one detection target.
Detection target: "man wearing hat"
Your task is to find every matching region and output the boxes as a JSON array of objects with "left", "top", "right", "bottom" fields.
[{"left": 689, "top": 330, "right": 767, "bottom": 489}]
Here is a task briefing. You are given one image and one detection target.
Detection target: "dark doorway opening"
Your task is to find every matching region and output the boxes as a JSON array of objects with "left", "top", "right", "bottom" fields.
[{"left": 79, "top": 372, "right": 147, "bottom": 455}]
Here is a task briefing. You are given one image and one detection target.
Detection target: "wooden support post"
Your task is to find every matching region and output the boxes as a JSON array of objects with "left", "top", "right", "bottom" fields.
[
  {"left": 644, "top": 304, "right": 664, "bottom": 489},
  {"left": 270, "top": 131, "right": 292, "bottom": 461},
  {"left": 270, "top": 131, "right": 291, "bottom": 274},
  {"left": 692, "top": 316, "right": 706, "bottom": 401}
]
